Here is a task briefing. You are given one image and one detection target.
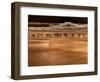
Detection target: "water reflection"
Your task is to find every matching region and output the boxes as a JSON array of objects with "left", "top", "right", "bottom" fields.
[{"left": 28, "top": 38, "right": 87, "bottom": 66}]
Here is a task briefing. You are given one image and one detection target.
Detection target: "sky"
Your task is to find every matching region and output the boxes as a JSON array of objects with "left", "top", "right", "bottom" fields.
[{"left": 28, "top": 15, "right": 88, "bottom": 24}]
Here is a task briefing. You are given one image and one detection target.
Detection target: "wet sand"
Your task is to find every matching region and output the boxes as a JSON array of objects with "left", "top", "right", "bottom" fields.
[{"left": 28, "top": 38, "right": 88, "bottom": 66}]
